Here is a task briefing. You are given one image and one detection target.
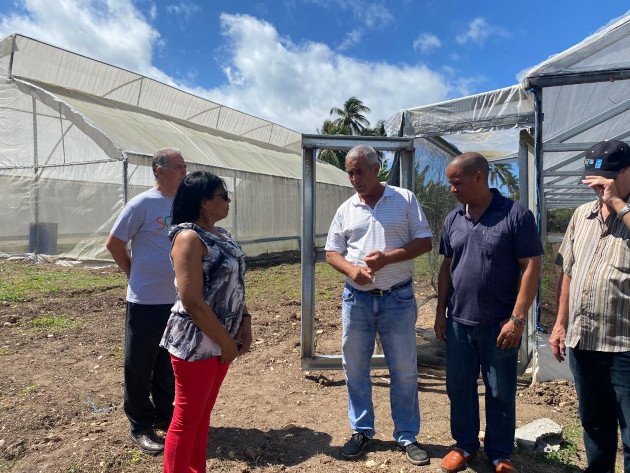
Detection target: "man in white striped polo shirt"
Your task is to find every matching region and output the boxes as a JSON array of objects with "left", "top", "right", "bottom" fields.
[
  {"left": 325, "top": 145, "right": 433, "bottom": 465},
  {"left": 551, "top": 139, "right": 630, "bottom": 473}
]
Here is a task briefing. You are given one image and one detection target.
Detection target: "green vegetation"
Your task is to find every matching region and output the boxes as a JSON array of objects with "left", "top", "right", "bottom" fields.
[
  {"left": 246, "top": 262, "right": 345, "bottom": 304},
  {"left": 317, "top": 97, "right": 389, "bottom": 178},
  {"left": 541, "top": 242, "right": 557, "bottom": 299},
  {"left": 20, "top": 384, "right": 38, "bottom": 396},
  {"left": 548, "top": 208, "right": 575, "bottom": 233},
  {"left": 0, "top": 263, "right": 125, "bottom": 303},
  {"left": 541, "top": 418, "right": 584, "bottom": 469},
  {"left": 27, "top": 315, "right": 82, "bottom": 333}
]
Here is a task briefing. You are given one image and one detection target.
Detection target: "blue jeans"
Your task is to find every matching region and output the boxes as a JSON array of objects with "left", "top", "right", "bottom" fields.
[
  {"left": 445, "top": 318, "right": 518, "bottom": 461},
  {"left": 341, "top": 281, "right": 419, "bottom": 445},
  {"left": 570, "top": 348, "right": 630, "bottom": 473}
]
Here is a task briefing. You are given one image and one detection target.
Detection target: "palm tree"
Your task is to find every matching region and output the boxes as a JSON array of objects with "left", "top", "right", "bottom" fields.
[
  {"left": 317, "top": 119, "right": 349, "bottom": 170},
  {"left": 489, "top": 163, "right": 519, "bottom": 201},
  {"left": 330, "top": 97, "right": 371, "bottom": 135},
  {"left": 361, "top": 119, "right": 386, "bottom": 137}
]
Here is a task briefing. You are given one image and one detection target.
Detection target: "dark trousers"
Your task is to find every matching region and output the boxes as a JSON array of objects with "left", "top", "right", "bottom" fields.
[
  {"left": 124, "top": 302, "right": 175, "bottom": 433},
  {"left": 570, "top": 348, "right": 630, "bottom": 473},
  {"left": 445, "top": 318, "right": 519, "bottom": 461}
]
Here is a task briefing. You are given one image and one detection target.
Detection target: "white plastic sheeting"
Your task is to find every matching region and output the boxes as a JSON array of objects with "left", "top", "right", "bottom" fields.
[
  {"left": 0, "top": 34, "right": 352, "bottom": 259},
  {"left": 386, "top": 10, "right": 630, "bottom": 209},
  {"left": 385, "top": 85, "right": 535, "bottom": 139}
]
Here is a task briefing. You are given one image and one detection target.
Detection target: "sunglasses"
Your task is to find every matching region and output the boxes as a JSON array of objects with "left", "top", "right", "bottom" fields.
[{"left": 212, "top": 191, "right": 230, "bottom": 201}]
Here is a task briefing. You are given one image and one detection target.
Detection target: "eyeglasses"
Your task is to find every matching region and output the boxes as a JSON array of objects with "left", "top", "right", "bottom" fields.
[{"left": 212, "top": 191, "right": 230, "bottom": 201}]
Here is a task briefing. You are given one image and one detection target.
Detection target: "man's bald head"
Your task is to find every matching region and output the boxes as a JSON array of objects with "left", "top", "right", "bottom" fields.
[{"left": 448, "top": 152, "right": 489, "bottom": 179}]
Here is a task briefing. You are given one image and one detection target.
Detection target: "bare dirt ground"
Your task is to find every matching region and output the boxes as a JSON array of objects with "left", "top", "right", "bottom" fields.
[{"left": 0, "top": 259, "right": 593, "bottom": 472}]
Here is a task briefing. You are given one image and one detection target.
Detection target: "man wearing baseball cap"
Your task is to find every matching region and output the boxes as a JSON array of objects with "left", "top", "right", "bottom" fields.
[{"left": 550, "top": 139, "right": 630, "bottom": 473}]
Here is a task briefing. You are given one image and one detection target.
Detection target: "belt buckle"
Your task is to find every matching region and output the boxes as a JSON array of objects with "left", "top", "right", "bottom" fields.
[{"left": 369, "top": 288, "right": 386, "bottom": 296}]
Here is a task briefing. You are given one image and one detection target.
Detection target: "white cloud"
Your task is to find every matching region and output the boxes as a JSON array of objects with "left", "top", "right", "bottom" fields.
[
  {"left": 0, "top": 3, "right": 471, "bottom": 134},
  {"left": 456, "top": 17, "right": 509, "bottom": 46},
  {"left": 413, "top": 33, "right": 441, "bottom": 54},
  {"left": 306, "top": 0, "right": 393, "bottom": 28},
  {"left": 0, "top": 0, "right": 171, "bottom": 83},
  {"left": 199, "top": 13, "right": 458, "bottom": 133},
  {"left": 147, "top": 3, "right": 158, "bottom": 21},
  {"left": 338, "top": 28, "right": 362, "bottom": 51},
  {"left": 166, "top": 2, "right": 200, "bottom": 21}
]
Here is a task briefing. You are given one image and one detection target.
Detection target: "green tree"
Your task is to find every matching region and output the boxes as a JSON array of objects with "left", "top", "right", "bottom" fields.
[
  {"left": 317, "top": 119, "right": 348, "bottom": 170},
  {"left": 489, "top": 163, "right": 519, "bottom": 201},
  {"left": 414, "top": 161, "right": 457, "bottom": 292},
  {"left": 330, "top": 96, "right": 371, "bottom": 135},
  {"left": 547, "top": 208, "right": 574, "bottom": 233}
]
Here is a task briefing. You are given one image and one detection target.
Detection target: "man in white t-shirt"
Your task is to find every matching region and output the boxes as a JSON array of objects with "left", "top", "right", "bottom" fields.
[
  {"left": 106, "top": 148, "right": 186, "bottom": 455},
  {"left": 325, "top": 145, "right": 433, "bottom": 465}
]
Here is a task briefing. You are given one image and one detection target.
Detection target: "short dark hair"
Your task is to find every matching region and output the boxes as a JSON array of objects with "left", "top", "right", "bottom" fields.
[
  {"left": 171, "top": 171, "right": 226, "bottom": 225},
  {"left": 449, "top": 152, "right": 489, "bottom": 178}
]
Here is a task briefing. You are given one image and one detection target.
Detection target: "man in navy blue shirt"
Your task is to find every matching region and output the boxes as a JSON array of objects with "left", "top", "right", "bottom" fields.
[{"left": 434, "top": 152, "right": 542, "bottom": 473}]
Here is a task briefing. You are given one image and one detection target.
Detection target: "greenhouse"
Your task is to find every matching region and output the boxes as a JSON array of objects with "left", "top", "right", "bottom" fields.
[
  {"left": 382, "top": 10, "right": 630, "bottom": 381},
  {"left": 0, "top": 34, "right": 352, "bottom": 260}
]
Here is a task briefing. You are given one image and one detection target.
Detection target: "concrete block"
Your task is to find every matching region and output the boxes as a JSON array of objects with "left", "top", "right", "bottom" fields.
[{"left": 515, "top": 418, "right": 563, "bottom": 450}]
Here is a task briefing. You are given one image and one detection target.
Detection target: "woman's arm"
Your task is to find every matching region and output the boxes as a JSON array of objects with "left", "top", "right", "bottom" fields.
[{"left": 171, "top": 230, "right": 239, "bottom": 363}]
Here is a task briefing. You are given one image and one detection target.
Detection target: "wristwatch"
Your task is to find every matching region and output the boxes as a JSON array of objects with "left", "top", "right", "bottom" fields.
[
  {"left": 510, "top": 315, "right": 526, "bottom": 327},
  {"left": 617, "top": 203, "right": 630, "bottom": 220}
]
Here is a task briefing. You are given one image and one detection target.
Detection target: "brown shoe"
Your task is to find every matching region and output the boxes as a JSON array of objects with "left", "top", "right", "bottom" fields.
[
  {"left": 495, "top": 459, "right": 518, "bottom": 473},
  {"left": 440, "top": 448, "right": 477, "bottom": 472}
]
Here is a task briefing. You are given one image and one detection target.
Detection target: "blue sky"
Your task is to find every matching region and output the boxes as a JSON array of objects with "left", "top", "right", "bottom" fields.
[{"left": 1, "top": 1, "right": 628, "bottom": 134}]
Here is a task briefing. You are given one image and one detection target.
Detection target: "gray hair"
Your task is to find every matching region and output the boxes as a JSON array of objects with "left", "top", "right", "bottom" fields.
[
  {"left": 346, "top": 145, "right": 379, "bottom": 167},
  {"left": 152, "top": 147, "right": 182, "bottom": 179}
]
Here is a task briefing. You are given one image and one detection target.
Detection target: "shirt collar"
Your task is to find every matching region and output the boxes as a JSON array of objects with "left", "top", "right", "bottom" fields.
[
  {"left": 351, "top": 183, "right": 392, "bottom": 206},
  {"left": 586, "top": 199, "right": 601, "bottom": 219},
  {"left": 457, "top": 188, "right": 504, "bottom": 214}
]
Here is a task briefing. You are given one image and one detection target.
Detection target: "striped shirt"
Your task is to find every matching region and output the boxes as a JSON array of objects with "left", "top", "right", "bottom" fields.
[
  {"left": 325, "top": 184, "right": 432, "bottom": 291},
  {"left": 556, "top": 199, "right": 630, "bottom": 352}
]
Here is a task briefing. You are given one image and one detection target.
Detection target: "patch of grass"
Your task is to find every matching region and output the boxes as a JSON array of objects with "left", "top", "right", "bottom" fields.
[
  {"left": 20, "top": 384, "right": 38, "bottom": 396},
  {"left": 0, "top": 262, "right": 125, "bottom": 303},
  {"left": 66, "top": 465, "right": 81, "bottom": 473},
  {"left": 541, "top": 418, "right": 584, "bottom": 468},
  {"left": 116, "top": 448, "right": 149, "bottom": 468},
  {"left": 0, "top": 347, "right": 12, "bottom": 356},
  {"left": 109, "top": 344, "right": 124, "bottom": 359},
  {"left": 27, "top": 315, "right": 81, "bottom": 333},
  {"left": 246, "top": 263, "right": 302, "bottom": 302},
  {"left": 413, "top": 252, "right": 434, "bottom": 279},
  {"left": 246, "top": 256, "right": 435, "bottom": 305}
]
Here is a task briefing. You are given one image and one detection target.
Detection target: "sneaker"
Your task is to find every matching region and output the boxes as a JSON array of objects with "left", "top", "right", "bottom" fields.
[
  {"left": 403, "top": 441, "right": 430, "bottom": 466},
  {"left": 128, "top": 428, "right": 164, "bottom": 455},
  {"left": 341, "top": 432, "right": 371, "bottom": 459}
]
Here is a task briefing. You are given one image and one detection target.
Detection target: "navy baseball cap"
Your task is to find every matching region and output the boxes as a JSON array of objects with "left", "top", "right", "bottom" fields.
[{"left": 582, "top": 139, "right": 630, "bottom": 179}]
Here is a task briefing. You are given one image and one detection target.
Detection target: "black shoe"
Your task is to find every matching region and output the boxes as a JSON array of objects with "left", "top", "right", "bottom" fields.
[
  {"left": 341, "top": 432, "right": 371, "bottom": 459},
  {"left": 129, "top": 428, "right": 164, "bottom": 455},
  {"left": 403, "top": 441, "right": 430, "bottom": 466}
]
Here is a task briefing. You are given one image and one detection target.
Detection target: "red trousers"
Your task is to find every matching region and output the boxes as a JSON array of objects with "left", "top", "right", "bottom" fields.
[{"left": 163, "top": 355, "right": 229, "bottom": 473}]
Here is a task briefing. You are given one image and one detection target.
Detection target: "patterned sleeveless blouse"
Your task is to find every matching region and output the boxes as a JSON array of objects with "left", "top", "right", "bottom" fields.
[{"left": 160, "top": 223, "right": 246, "bottom": 361}]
